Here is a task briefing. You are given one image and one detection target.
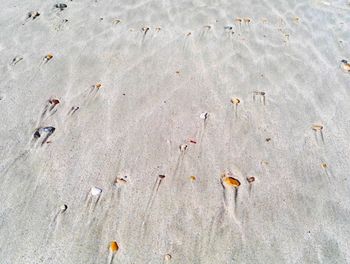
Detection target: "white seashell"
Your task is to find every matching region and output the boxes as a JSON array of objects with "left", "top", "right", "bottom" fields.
[
  {"left": 200, "top": 112, "right": 209, "bottom": 120},
  {"left": 179, "top": 144, "right": 188, "bottom": 152},
  {"left": 91, "top": 187, "right": 102, "bottom": 196}
]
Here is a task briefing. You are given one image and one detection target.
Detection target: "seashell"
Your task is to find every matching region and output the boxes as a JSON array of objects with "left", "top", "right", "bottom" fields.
[
  {"left": 44, "top": 54, "right": 53, "bottom": 61},
  {"left": 200, "top": 112, "right": 209, "bottom": 120},
  {"left": 60, "top": 204, "right": 68, "bottom": 212},
  {"left": 42, "top": 126, "right": 55, "bottom": 134},
  {"left": 12, "top": 56, "right": 23, "bottom": 65},
  {"left": 94, "top": 83, "right": 102, "bottom": 89},
  {"left": 179, "top": 144, "right": 188, "bottom": 152},
  {"left": 312, "top": 124, "right": 323, "bottom": 131},
  {"left": 112, "top": 19, "right": 121, "bottom": 25},
  {"left": 34, "top": 130, "right": 41, "bottom": 138},
  {"left": 55, "top": 3, "right": 67, "bottom": 10},
  {"left": 164, "top": 254, "right": 172, "bottom": 261},
  {"left": 321, "top": 163, "right": 328, "bottom": 169},
  {"left": 28, "top": 11, "right": 40, "bottom": 19},
  {"left": 223, "top": 176, "right": 241, "bottom": 187},
  {"left": 190, "top": 176, "right": 196, "bottom": 181},
  {"left": 244, "top": 18, "right": 251, "bottom": 23},
  {"left": 159, "top": 175, "right": 166, "bottom": 179},
  {"left": 49, "top": 98, "right": 60, "bottom": 105},
  {"left": 231, "top": 98, "right": 240, "bottom": 105},
  {"left": 91, "top": 187, "right": 102, "bottom": 196},
  {"left": 114, "top": 178, "right": 127, "bottom": 185},
  {"left": 341, "top": 60, "right": 350, "bottom": 72},
  {"left": 109, "top": 241, "right": 119, "bottom": 252},
  {"left": 247, "top": 176, "right": 255, "bottom": 183}
]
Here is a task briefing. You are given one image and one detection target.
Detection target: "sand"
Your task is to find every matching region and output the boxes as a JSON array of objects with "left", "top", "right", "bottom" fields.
[{"left": 1, "top": 0, "right": 350, "bottom": 263}]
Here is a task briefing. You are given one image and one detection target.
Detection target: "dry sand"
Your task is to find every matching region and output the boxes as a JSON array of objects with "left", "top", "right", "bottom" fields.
[{"left": 1, "top": 0, "right": 350, "bottom": 263}]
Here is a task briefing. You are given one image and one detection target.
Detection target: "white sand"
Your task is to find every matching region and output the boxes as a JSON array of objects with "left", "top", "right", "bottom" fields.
[{"left": 1, "top": 0, "right": 350, "bottom": 263}]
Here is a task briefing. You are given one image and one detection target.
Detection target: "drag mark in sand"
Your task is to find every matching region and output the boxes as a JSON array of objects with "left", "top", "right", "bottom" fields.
[
  {"left": 253, "top": 91, "right": 266, "bottom": 105},
  {"left": 142, "top": 174, "right": 166, "bottom": 229}
]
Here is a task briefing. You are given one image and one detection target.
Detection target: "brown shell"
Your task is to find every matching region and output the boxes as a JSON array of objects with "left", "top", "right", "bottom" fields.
[{"left": 223, "top": 176, "right": 241, "bottom": 187}]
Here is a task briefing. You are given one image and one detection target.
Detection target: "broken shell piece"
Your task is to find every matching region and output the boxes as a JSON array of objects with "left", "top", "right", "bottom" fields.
[
  {"left": 112, "top": 19, "right": 121, "bottom": 25},
  {"left": 109, "top": 241, "right": 119, "bottom": 253},
  {"left": 44, "top": 54, "right": 53, "bottom": 62},
  {"left": 164, "top": 254, "right": 172, "bottom": 261},
  {"left": 11, "top": 56, "right": 23, "bottom": 65},
  {"left": 114, "top": 178, "right": 127, "bottom": 185},
  {"left": 49, "top": 98, "right": 60, "bottom": 105},
  {"left": 60, "top": 204, "right": 68, "bottom": 212},
  {"left": 247, "top": 176, "right": 255, "bottom": 183},
  {"left": 190, "top": 176, "right": 196, "bottom": 181},
  {"left": 91, "top": 187, "right": 102, "bottom": 196},
  {"left": 55, "top": 3, "right": 67, "bottom": 10},
  {"left": 223, "top": 176, "right": 241, "bottom": 187},
  {"left": 312, "top": 124, "right": 323, "bottom": 131},
  {"left": 94, "top": 83, "right": 102, "bottom": 89},
  {"left": 179, "top": 144, "right": 188, "bottom": 152},
  {"left": 142, "top": 27, "right": 150, "bottom": 33},
  {"left": 200, "top": 112, "right": 209, "bottom": 120},
  {"left": 27, "top": 11, "right": 40, "bottom": 20},
  {"left": 42, "top": 126, "right": 55, "bottom": 133},
  {"left": 244, "top": 18, "right": 251, "bottom": 23},
  {"left": 321, "top": 163, "right": 328, "bottom": 169},
  {"left": 231, "top": 98, "right": 240, "bottom": 105},
  {"left": 340, "top": 60, "right": 350, "bottom": 72}
]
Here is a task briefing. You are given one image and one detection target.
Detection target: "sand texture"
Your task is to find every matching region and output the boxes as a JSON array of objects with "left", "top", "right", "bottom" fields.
[{"left": 1, "top": 0, "right": 350, "bottom": 263}]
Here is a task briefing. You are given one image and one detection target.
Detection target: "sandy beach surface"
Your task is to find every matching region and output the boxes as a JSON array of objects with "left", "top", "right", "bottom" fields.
[{"left": 1, "top": 0, "right": 350, "bottom": 263}]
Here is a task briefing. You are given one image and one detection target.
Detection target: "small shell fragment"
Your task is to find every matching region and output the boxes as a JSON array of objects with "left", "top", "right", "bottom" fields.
[
  {"left": 247, "top": 176, "right": 255, "bottom": 183},
  {"left": 312, "top": 124, "right": 323, "bottom": 131},
  {"left": 27, "top": 11, "right": 40, "bottom": 20},
  {"left": 94, "top": 83, "right": 102, "bottom": 89},
  {"left": 49, "top": 98, "right": 60, "bottom": 105},
  {"left": 179, "top": 144, "right": 188, "bottom": 152},
  {"left": 340, "top": 60, "right": 350, "bottom": 72},
  {"left": 44, "top": 54, "right": 53, "bottom": 61},
  {"left": 164, "top": 254, "right": 172, "bottom": 261},
  {"left": 91, "top": 187, "right": 102, "bottom": 196},
  {"left": 231, "top": 98, "right": 240, "bottom": 105},
  {"left": 109, "top": 241, "right": 119, "bottom": 252},
  {"left": 60, "top": 204, "right": 68, "bottom": 212},
  {"left": 223, "top": 176, "right": 241, "bottom": 187},
  {"left": 200, "top": 112, "right": 209, "bottom": 120},
  {"left": 114, "top": 178, "right": 127, "bottom": 185},
  {"left": 321, "top": 163, "right": 328, "bottom": 169},
  {"left": 190, "top": 176, "right": 196, "bottom": 181}
]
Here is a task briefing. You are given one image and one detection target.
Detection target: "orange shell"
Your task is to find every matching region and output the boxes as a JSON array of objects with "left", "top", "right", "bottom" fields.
[
  {"left": 95, "top": 83, "right": 102, "bottom": 89},
  {"left": 109, "top": 241, "right": 119, "bottom": 252},
  {"left": 190, "top": 176, "right": 196, "bottom": 181},
  {"left": 223, "top": 176, "right": 241, "bottom": 187}
]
